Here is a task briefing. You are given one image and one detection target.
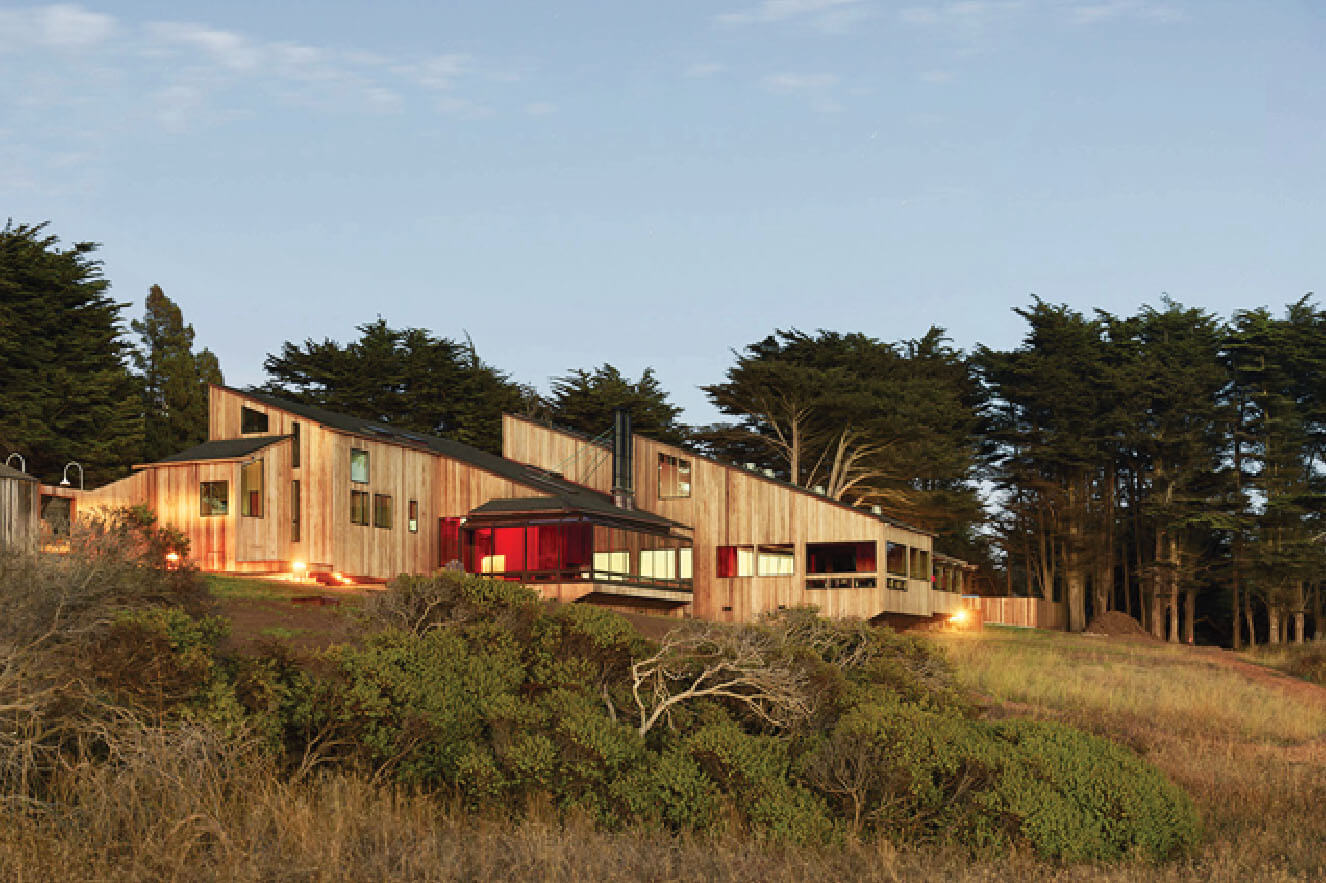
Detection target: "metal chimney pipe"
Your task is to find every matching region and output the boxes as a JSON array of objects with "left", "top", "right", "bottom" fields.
[{"left": 611, "top": 408, "right": 633, "bottom": 508}]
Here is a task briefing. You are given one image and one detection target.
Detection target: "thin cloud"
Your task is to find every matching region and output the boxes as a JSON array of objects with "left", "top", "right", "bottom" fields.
[
  {"left": 1066, "top": 0, "right": 1185, "bottom": 24},
  {"left": 684, "top": 61, "right": 726, "bottom": 78},
  {"left": 0, "top": 3, "right": 116, "bottom": 49},
  {"left": 763, "top": 72, "right": 843, "bottom": 112},
  {"left": 525, "top": 101, "right": 557, "bottom": 116},
  {"left": 717, "top": 0, "right": 864, "bottom": 29},
  {"left": 899, "top": 1, "right": 1028, "bottom": 30}
]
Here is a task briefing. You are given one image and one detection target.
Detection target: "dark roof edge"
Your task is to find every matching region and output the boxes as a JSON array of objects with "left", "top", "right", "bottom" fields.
[
  {"left": 0, "top": 463, "right": 38, "bottom": 482},
  {"left": 501, "top": 412, "right": 937, "bottom": 538}
]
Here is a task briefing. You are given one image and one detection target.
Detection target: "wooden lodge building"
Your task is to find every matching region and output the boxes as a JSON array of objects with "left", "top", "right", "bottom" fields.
[{"left": 51, "top": 385, "right": 975, "bottom": 624}]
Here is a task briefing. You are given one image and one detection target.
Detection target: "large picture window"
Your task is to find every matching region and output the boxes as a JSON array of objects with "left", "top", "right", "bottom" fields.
[
  {"left": 200, "top": 481, "right": 228, "bottom": 517},
  {"left": 350, "top": 448, "right": 369, "bottom": 483},
  {"left": 241, "top": 406, "right": 268, "bottom": 434},
  {"left": 886, "top": 542, "right": 908, "bottom": 577},
  {"left": 240, "top": 460, "right": 263, "bottom": 517},
  {"left": 373, "top": 494, "right": 393, "bottom": 529},
  {"left": 350, "top": 490, "right": 369, "bottom": 525},
  {"left": 658, "top": 453, "right": 692, "bottom": 498}
]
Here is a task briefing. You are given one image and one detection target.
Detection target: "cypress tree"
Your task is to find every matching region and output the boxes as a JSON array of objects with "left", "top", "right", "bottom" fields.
[{"left": 0, "top": 221, "right": 141, "bottom": 485}]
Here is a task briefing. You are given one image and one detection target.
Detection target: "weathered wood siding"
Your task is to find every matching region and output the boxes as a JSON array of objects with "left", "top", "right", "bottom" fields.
[
  {"left": 208, "top": 387, "right": 551, "bottom": 580},
  {"left": 0, "top": 474, "right": 40, "bottom": 552},
  {"left": 976, "top": 596, "right": 1066, "bottom": 630},
  {"left": 502, "top": 415, "right": 939, "bottom": 622}
]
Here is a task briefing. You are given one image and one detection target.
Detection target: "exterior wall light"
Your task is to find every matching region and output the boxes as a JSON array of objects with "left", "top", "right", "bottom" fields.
[
  {"left": 4, "top": 453, "right": 25, "bottom": 472},
  {"left": 59, "top": 462, "right": 84, "bottom": 490}
]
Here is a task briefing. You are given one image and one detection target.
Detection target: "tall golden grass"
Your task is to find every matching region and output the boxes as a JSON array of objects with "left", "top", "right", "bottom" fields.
[{"left": 934, "top": 627, "right": 1326, "bottom": 882}]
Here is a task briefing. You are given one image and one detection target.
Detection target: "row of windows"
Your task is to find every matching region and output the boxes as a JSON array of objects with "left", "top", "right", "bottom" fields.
[
  {"left": 349, "top": 490, "right": 419, "bottom": 532},
  {"left": 715, "top": 541, "right": 931, "bottom": 580}
]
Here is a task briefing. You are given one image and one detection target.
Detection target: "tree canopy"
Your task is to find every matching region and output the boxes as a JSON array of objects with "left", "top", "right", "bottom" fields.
[
  {"left": 260, "top": 319, "right": 529, "bottom": 454},
  {"left": 0, "top": 222, "right": 142, "bottom": 485},
  {"left": 544, "top": 364, "right": 687, "bottom": 445},
  {"left": 132, "top": 284, "right": 223, "bottom": 462}
]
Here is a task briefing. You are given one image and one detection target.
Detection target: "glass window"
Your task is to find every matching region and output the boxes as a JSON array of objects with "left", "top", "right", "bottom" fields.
[
  {"left": 679, "top": 547, "right": 693, "bottom": 580},
  {"left": 373, "top": 494, "right": 393, "bottom": 529},
  {"left": 350, "top": 490, "right": 369, "bottom": 525},
  {"left": 291, "top": 422, "right": 301, "bottom": 468},
  {"left": 241, "top": 406, "right": 268, "bottom": 434},
  {"left": 291, "top": 480, "right": 300, "bottom": 542},
  {"left": 658, "top": 453, "right": 692, "bottom": 498},
  {"left": 240, "top": 460, "right": 263, "bottom": 517},
  {"left": 806, "top": 542, "right": 877, "bottom": 574},
  {"left": 886, "top": 542, "right": 908, "bottom": 576},
  {"left": 408, "top": 500, "right": 418, "bottom": 533},
  {"left": 757, "top": 544, "right": 795, "bottom": 576},
  {"left": 440, "top": 517, "right": 462, "bottom": 567},
  {"left": 911, "top": 548, "right": 930, "bottom": 581},
  {"left": 640, "top": 548, "right": 677, "bottom": 580},
  {"left": 350, "top": 448, "right": 369, "bottom": 483},
  {"left": 200, "top": 481, "right": 228, "bottom": 517},
  {"left": 716, "top": 545, "right": 755, "bottom": 578}
]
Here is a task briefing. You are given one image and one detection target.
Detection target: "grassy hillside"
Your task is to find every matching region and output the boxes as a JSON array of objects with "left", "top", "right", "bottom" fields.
[{"left": 1, "top": 532, "right": 1321, "bottom": 881}]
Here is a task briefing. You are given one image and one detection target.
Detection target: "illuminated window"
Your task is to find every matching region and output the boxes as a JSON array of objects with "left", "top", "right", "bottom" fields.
[
  {"left": 200, "top": 481, "right": 228, "bottom": 517},
  {"left": 350, "top": 490, "right": 369, "bottom": 525},
  {"left": 240, "top": 460, "right": 263, "bottom": 517},
  {"left": 658, "top": 453, "right": 692, "bottom": 498},
  {"left": 241, "top": 406, "right": 268, "bottom": 434},
  {"left": 639, "top": 549, "right": 677, "bottom": 580},
  {"left": 716, "top": 545, "right": 755, "bottom": 578},
  {"left": 350, "top": 448, "right": 369, "bottom": 483},
  {"left": 408, "top": 500, "right": 418, "bottom": 533},
  {"left": 757, "top": 544, "right": 795, "bottom": 576},
  {"left": 373, "top": 494, "right": 393, "bottom": 529}
]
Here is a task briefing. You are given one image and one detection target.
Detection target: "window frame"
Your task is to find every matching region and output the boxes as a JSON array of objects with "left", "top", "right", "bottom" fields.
[
  {"left": 373, "top": 493, "right": 393, "bottom": 530},
  {"left": 657, "top": 453, "right": 692, "bottom": 499},
  {"left": 200, "top": 480, "right": 229, "bottom": 517},
  {"left": 240, "top": 459, "right": 264, "bottom": 518},
  {"left": 407, "top": 499, "right": 418, "bottom": 533},
  {"left": 350, "top": 448, "right": 369, "bottom": 484},
  {"left": 350, "top": 489, "right": 369, "bottom": 526},
  {"left": 240, "top": 406, "right": 269, "bottom": 434}
]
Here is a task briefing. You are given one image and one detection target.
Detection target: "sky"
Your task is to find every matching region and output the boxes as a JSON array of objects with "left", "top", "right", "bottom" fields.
[{"left": 3, "top": 1, "right": 1323, "bottom": 425}]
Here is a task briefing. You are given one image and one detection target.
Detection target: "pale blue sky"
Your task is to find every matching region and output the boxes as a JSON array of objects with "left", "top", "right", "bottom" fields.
[{"left": 3, "top": 1, "right": 1322, "bottom": 423}]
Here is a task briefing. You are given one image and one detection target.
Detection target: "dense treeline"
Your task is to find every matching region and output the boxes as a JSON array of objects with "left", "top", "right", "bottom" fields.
[{"left": 3, "top": 221, "right": 1322, "bottom": 645}]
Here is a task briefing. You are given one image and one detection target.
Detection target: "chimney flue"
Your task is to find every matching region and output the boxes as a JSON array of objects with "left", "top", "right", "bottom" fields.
[{"left": 611, "top": 408, "right": 634, "bottom": 508}]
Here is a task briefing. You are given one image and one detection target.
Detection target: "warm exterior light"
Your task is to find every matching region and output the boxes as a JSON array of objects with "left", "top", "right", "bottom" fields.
[
  {"left": 164, "top": 551, "right": 181, "bottom": 570},
  {"left": 949, "top": 609, "right": 969, "bottom": 625},
  {"left": 292, "top": 561, "right": 306, "bottom": 571}
]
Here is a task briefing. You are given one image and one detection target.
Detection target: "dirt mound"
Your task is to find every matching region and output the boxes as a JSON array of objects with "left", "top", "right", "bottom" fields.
[{"left": 1084, "top": 611, "right": 1156, "bottom": 638}]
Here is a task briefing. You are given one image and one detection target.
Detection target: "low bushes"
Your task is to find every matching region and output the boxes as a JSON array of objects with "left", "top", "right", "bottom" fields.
[{"left": 2, "top": 559, "right": 1201, "bottom": 865}]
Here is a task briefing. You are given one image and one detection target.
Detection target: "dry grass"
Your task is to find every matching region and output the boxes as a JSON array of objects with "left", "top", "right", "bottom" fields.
[{"left": 932, "top": 627, "right": 1326, "bottom": 881}]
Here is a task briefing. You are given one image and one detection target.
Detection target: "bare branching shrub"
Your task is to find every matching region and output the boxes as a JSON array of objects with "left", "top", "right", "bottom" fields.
[
  {"left": 362, "top": 571, "right": 539, "bottom": 635},
  {"left": 631, "top": 622, "right": 813, "bottom": 737},
  {"left": 0, "top": 508, "right": 207, "bottom": 799}
]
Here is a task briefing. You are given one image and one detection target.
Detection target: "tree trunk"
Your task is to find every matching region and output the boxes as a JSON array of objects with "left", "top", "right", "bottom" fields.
[
  {"left": 1244, "top": 593, "right": 1257, "bottom": 648},
  {"left": 1121, "top": 536, "right": 1132, "bottom": 618},
  {"left": 1184, "top": 588, "right": 1196, "bottom": 644},
  {"left": 1267, "top": 607, "right": 1280, "bottom": 645},
  {"left": 1292, "top": 581, "right": 1305, "bottom": 644},
  {"left": 1231, "top": 540, "right": 1242, "bottom": 650},
  {"left": 1065, "top": 480, "right": 1087, "bottom": 632},
  {"left": 1150, "top": 531, "right": 1166, "bottom": 640},
  {"left": 1167, "top": 535, "right": 1181, "bottom": 644}
]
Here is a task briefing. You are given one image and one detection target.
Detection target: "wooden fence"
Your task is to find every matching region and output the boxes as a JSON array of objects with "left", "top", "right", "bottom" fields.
[{"left": 972, "top": 596, "right": 1066, "bottom": 630}]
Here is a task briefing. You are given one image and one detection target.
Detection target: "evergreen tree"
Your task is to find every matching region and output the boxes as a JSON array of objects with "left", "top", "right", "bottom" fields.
[
  {"left": 545, "top": 364, "right": 687, "bottom": 445},
  {"left": 0, "top": 221, "right": 142, "bottom": 485},
  {"left": 131, "top": 284, "right": 223, "bottom": 461},
  {"left": 702, "top": 328, "right": 986, "bottom": 558},
  {"left": 261, "top": 319, "right": 526, "bottom": 453}
]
